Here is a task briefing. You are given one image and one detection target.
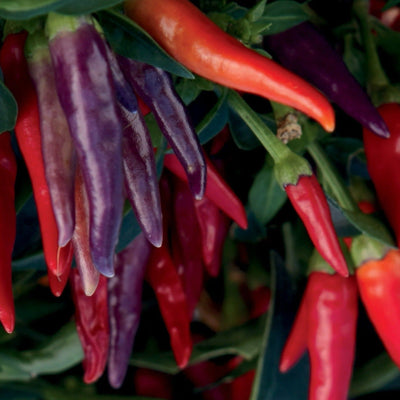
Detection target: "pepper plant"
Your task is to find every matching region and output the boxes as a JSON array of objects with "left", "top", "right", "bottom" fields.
[{"left": 1, "top": 0, "right": 400, "bottom": 399}]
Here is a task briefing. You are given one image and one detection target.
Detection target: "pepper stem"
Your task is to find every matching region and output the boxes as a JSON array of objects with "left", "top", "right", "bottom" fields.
[
  {"left": 227, "top": 90, "right": 311, "bottom": 186},
  {"left": 307, "top": 141, "right": 359, "bottom": 212},
  {"left": 45, "top": 12, "right": 91, "bottom": 40}
]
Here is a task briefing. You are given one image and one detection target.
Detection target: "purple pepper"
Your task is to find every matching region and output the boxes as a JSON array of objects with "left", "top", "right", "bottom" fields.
[
  {"left": 107, "top": 232, "right": 151, "bottom": 389},
  {"left": 46, "top": 14, "right": 124, "bottom": 277},
  {"left": 25, "top": 31, "right": 76, "bottom": 247},
  {"left": 263, "top": 21, "right": 390, "bottom": 138},
  {"left": 117, "top": 56, "right": 207, "bottom": 199},
  {"left": 105, "top": 46, "right": 163, "bottom": 247}
]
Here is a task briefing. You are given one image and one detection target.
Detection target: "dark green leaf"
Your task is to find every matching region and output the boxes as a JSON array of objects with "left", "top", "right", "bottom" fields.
[
  {"left": 0, "top": 79, "right": 17, "bottom": 132},
  {"left": 131, "top": 316, "right": 266, "bottom": 374},
  {"left": 233, "top": 210, "right": 267, "bottom": 242},
  {"left": 350, "top": 352, "right": 400, "bottom": 398},
  {"left": 116, "top": 208, "right": 142, "bottom": 252},
  {"left": 96, "top": 10, "right": 194, "bottom": 79},
  {"left": 198, "top": 92, "right": 229, "bottom": 144},
  {"left": 249, "top": 161, "right": 287, "bottom": 224},
  {"left": 259, "top": 1, "right": 309, "bottom": 36},
  {"left": 250, "top": 252, "right": 309, "bottom": 400},
  {"left": 383, "top": 0, "right": 400, "bottom": 10},
  {"left": 56, "top": 0, "right": 122, "bottom": 14},
  {"left": 0, "top": 0, "right": 70, "bottom": 20}
]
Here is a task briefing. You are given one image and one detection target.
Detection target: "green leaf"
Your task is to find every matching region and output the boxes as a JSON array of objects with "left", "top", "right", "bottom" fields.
[
  {"left": 259, "top": 1, "right": 309, "bottom": 36},
  {"left": 56, "top": 0, "right": 123, "bottom": 14},
  {"left": 250, "top": 252, "right": 309, "bottom": 400},
  {"left": 249, "top": 160, "right": 287, "bottom": 224},
  {"left": 96, "top": 10, "right": 194, "bottom": 79},
  {"left": 349, "top": 352, "right": 400, "bottom": 398},
  {"left": 131, "top": 316, "right": 266, "bottom": 375},
  {"left": 0, "top": 0, "right": 70, "bottom": 20},
  {"left": 383, "top": 0, "right": 400, "bottom": 10},
  {"left": 0, "top": 79, "right": 17, "bottom": 132}
]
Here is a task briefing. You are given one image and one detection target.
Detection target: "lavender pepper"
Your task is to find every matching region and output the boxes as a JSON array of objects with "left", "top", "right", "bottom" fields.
[
  {"left": 25, "top": 31, "right": 76, "bottom": 247},
  {"left": 105, "top": 46, "right": 163, "bottom": 247},
  {"left": 263, "top": 21, "right": 390, "bottom": 138},
  {"left": 107, "top": 232, "right": 151, "bottom": 389},
  {"left": 118, "top": 56, "right": 207, "bottom": 199},
  {"left": 46, "top": 13, "right": 124, "bottom": 277}
]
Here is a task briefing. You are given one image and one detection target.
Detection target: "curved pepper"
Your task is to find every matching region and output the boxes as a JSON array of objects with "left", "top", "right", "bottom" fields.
[
  {"left": 70, "top": 270, "right": 109, "bottom": 384},
  {"left": 107, "top": 232, "right": 151, "bottom": 389},
  {"left": 280, "top": 271, "right": 358, "bottom": 400},
  {"left": 46, "top": 14, "right": 124, "bottom": 277},
  {"left": 356, "top": 248, "right": 400, "bottom": 368},
  {"left": 0, "top": 31, "right": 73, "bottom": 296},
  {"left": 164, "top": 153, "right": 248, "bottom": 229},
  {"left": 124, "top": 0, "right": 335, "bottom": 132},
  {"left": 0, "top": 132, "right": 17, "bottom": 333},
  {"left": 264, "top": 21, "right": 389, "bottom": 138},
  {"left": 118, "top": 55, "right": 206, "bottom": 199},
  {"left": 285, "top": 174, "right": 348, "bottom": 277},
  {"left": 145, "top": 244, "right": 192, "bottom": 369}
]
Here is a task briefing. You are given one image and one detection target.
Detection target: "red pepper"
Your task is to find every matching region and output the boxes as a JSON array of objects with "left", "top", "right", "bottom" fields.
[
  {"left": 280, "top": 271, "right": 358, "bottom": 400},
  {"left": 363, "top": 103, "right": 400, "bottom": 247},
  {"left": 145, "top": 245, "right": 192, "bottom": 368},
  {"left": 124, "top": 0, "right": 335, "bottom": 132},
  {"left": 133, "top": 368, "right": 174, "bottom": 399},
  {"left": 164, "top": 153, "right": 247, "bottom": 230},
  {"left": 0, "top": 32, "right": 73, "bottom": 296},
  {"left": 70, "top": 270, "right": 109, "bottom": 384},
  {"left": 0, "top": 132, "right": 17, "bottom": 333},
  {"left": 285, "top": 174, "right": 348, "bottom": 277},
  {"left": 356, "top": 248, "right": 400, "bottom": 368}
]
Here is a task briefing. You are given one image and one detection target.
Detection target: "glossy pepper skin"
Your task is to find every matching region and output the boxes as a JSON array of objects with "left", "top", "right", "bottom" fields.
[
  {"left": 118, "top": 56, "right": 206, "bottom": 199},
  {"left": 263, "top": 21, "right": 389, "bottom": 138},
  {"left": 0, "top": 32, "right": 73, "bottom": 296},
  {"left": 47, "top": 16, "right": 124, "bottom": 277},
  {"left": 145, "top": 244, "right": 192, "bottom": 369},
  {"left": 280, "top": 272, "right": 358, "bottom": 400},
  {"left": 356, "top": 249, "right": 400, "bottom": 368},
  {"left": 0, "top": 132, "right": 17, "bottom": 333},
  {"left": 285, "top": 174, "right": 348, "bottom": 277},
  {"left": 25, "top": 31, "right": 76, "bottom": 248},
  {"left": 363, "top": 103, "right": 400, "bottom": 247},
  {"left": 124, "top": 0, "right": 335, "bottom": 132},
  {"left": 164, "top": 153, "right": 248, "bottom": 230},
  {"left": 70, "top": 270, "right": 109, "bottom": 384},
  {"left": 107, "top": 233, "right": 151, "bottom": 389}
]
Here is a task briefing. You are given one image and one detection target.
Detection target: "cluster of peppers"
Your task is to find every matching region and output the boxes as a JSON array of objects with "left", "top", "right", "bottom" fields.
[{"left": 1, "top": 0, "right": 400, "bottom": 398}]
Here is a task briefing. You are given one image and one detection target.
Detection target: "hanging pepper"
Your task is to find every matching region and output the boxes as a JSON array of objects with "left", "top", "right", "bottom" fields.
[
  {"left": 46, "top": 13, "right": 124, "bottom": 277},
  {"left": 71, "top": 167, "right": 100, "bottom": 296},
  {"left": 70, "top": 269, "right": 109, "bottom": 384},
  {"left": 280, "top": 256, "right": 358, "bottom": 400},
  {"left": 0, "top": 132, "right": 17, "bottom": 333},
  {"left": 107, "top": 232, "right": 151, "bottom": 389},
  {"left": 145, "top": 244, "right": 192, "bottom": 369},
  {"left": 0, "top": 31, "right": 73, "bottom": 296},
  {"left": 118, "top": 56, "right": 206, "bottom": 199},
  {"left": 164, "top": 153, "right": 248, "bottom": 230},
  {"left": 124, "top": 0, "right": 335, "bottom": 132},
  {"left": 25, "top": 31, "right": 77, "bottom": 248},
  {"left": 263, "top": 21, "right": 389, "bottom": 138}
]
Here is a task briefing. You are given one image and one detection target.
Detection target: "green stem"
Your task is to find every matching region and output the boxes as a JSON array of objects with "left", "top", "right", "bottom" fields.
[
  {"left": 307, "top": 141, "right": 358, "bottom": 211},
  {"left": 227, "top": 90, "right": 289, "bottom": 162},
  {"left": 45, "top": 12, "right": 90, "bottom": 40}
]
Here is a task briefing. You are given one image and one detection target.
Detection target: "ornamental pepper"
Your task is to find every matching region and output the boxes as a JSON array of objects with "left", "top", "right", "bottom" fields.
[
  {"left": 25, "top": 31, "right": 76, "bottom": 248},
  {"left": 46, "top": 13, "right": 124, "bottom": 278},
  {"left": 0, "top": 132, "right": 17, "bottom": 333},
  {"left": 0, "top": 31, "right": 73, "bottom": 296},
  {"left": 280, "top": 251, "right": 358, "bottom": 400},
  {"left": 70, "top": 269, "right": 109, "bottom": 384},
  {"left": 124, "top": 0, "right": 335, "bottom": 133},
  {"left": 145, "top": 244, "right": 192, "bottom": 369},
  {"left": 118, "top": 55, "right": 206, "bottom": 199},
  {"left": 107, "top": 232, "right": 151, "bottom": 389}
]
